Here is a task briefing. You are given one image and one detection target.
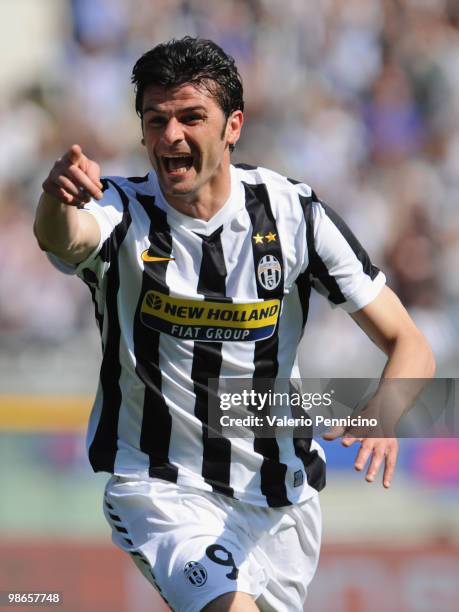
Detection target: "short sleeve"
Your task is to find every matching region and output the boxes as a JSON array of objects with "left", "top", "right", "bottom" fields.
[
  {"left": 305, "top": 200, "right": 386, "bottom": 313},
  {"left": 47, "top": 177, "right": 126, "bottom": 282}
]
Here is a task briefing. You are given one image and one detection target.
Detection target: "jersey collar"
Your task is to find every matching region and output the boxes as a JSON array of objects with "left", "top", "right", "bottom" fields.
[{"left": 153, "top": 165, "right": 245, "bottom": 236}]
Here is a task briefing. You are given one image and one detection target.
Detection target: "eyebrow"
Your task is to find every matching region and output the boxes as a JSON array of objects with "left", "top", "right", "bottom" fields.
[{"left": 142, "top": 104, "right": 208, "bottom": 116}]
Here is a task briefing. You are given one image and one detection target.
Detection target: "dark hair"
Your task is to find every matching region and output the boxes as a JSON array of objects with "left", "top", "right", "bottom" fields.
[{"left": 132, "top": 36, "right": 244, "bottom": 120}]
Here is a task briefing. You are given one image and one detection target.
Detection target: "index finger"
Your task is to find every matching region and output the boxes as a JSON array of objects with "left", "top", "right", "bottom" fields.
[
  {"left": 65, "top": 144, "right": 83, "bottom": 164},
  {"left": 382, "top": 445, "right": 398, "bottom": 488}
]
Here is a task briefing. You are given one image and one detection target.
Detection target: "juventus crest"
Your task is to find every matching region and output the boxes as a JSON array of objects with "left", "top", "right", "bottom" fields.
[
  {"left": 183, "top": 561, "right": 208, "bottom": 587},
  {"left": 257, "top": 254, "right": 282, "bottom": 290}
]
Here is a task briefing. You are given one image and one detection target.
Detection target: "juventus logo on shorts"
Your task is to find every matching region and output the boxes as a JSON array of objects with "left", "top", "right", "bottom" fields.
[
  {"left": 183, "top": 561, "right": 208, "bottom": 587},
  {"left": 257, "top": 255, "right": 282, "bottom": 290}
]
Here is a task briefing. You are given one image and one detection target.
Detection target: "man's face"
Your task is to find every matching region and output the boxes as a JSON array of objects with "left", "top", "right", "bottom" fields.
[{"left": 141, "top": 83, "right": 242, "bottom": 206}]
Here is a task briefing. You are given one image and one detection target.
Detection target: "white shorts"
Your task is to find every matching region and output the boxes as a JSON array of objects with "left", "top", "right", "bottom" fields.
[{"left": 103, "top": 476, "right": 321, "bottom": 612}]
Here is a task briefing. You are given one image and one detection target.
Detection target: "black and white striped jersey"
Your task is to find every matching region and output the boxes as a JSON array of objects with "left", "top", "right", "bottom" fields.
[{"left": 50, "top": 163, "right": 385, "bottom": 507}]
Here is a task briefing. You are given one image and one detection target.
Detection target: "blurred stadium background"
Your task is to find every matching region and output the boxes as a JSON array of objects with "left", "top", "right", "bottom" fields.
[{"left": 1, "top": 0, "right": 459, "bottom": 610}]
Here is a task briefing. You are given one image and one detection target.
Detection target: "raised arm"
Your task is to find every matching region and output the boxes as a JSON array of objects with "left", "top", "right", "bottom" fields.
[{"left": 34, "top": 145, "right": 103, "bottom": 264}]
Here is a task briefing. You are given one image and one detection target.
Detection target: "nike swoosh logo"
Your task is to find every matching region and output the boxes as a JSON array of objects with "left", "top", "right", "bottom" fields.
[{"left": 141, "top": 249, "right": 175, "bottom": 263}]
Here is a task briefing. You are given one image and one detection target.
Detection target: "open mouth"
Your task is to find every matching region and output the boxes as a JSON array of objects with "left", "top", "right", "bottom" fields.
[{"left": 162, "top": 154, "right": 194, "bottom": 175}]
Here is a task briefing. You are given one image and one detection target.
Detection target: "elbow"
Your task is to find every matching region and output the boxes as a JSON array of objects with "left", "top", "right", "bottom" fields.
[
  {"left": 390, "top": 329, "right": 436, "bottom": 379},
  {"left": 385, "top": 327, "right": 436, "bottom": 379},
  {"left": 414, "top": 328, "right": 436, "bottom": 379},
  {"left": 424, "top": 340, "right": 436, "bottom": 379}
]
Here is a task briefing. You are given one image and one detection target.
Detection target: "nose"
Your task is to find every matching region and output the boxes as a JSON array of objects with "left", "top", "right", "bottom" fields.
[{"left": 162, "top": 117, "right": 185, "bottom": 145}]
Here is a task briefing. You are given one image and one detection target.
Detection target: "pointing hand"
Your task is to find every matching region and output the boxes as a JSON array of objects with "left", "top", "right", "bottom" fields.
[{"left": 42, "top": 144, "right": 104, "bottom": 208}]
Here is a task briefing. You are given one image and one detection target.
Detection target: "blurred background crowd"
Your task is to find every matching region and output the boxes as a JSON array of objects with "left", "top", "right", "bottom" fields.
[
  {"left": 1, "top": 0, "right": 459, "bottom": 381},
  {"left": 1, "top": 2, "right": 459, "bottom": 610}
]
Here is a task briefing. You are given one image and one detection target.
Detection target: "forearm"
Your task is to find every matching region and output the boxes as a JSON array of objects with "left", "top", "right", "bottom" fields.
[
  {"left": 327, "top": 290, "right": 435, "bottom": 486},
  {"left": 351, "top": 288, "right": 436, "bottom": 434},
  {"left": 367, "top": 331, "right": 436, "bottom": 433},
  {"left": 35, "top": 192, "right": 79, "bottom": 252},
  {"left": 34, "top": 192, "right": 100, "bottom": 264}
]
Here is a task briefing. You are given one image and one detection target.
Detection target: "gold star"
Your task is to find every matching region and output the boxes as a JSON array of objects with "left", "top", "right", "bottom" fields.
[
  {"left": 253, "top": 233, "right": 264, "bottom": 244},
  {"left": 265, "top": 232, "right": 277, "bottom": 242}
]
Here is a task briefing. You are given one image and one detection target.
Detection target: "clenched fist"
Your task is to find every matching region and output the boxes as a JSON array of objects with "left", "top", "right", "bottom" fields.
[{"left": 42, "top": 144, "right": 104, "bottom": 207}]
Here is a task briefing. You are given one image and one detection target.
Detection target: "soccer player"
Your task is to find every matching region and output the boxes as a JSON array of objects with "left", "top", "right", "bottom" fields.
[{"left": 34, "top": 37, "right": 435, "bottom": 612}]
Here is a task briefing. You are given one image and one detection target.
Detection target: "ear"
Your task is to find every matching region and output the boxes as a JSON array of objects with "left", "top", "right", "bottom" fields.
[
  {"left": 140, "top": 120, "right": 145, "bottom": 146},
  {"left": 225, "top": 110, "right": 243, "bottom": 148}
]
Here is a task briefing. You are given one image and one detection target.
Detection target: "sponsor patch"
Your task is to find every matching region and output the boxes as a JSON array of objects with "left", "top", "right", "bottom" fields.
[{"left": 140, "top": 291, "right": 280, "bottom": 342}]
